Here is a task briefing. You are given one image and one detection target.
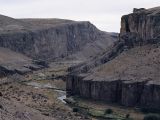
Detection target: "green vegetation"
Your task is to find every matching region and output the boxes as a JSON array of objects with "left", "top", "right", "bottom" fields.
[
  {"left": 71, "top": 105, "right": 135, "bottom": 120},
  {"left": 88, "top": 109, "right": 104, "bottom": 117},
  {"left": 124, "top": 114, "right": 133, "bottom": 120},
  {"left": 125, "top": 114, "right": 130, "bottom": 118},
  {"left": 105, "top": 108, "right": 113, "bottom": 114},
  {"left": 66, "top": 97, "right": 141, "bottom": 120},
  {"left": 72, "top": 107, "right": 79, "bottom": 112}
]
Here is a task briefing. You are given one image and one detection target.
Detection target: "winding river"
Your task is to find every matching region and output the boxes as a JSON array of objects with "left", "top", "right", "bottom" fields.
[{"left": 26, "top": 81, "right": 66, "bottom": 103}]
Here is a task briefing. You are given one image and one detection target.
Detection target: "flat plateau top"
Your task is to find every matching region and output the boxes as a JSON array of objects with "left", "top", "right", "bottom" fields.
[{"left": 0, "top": 14, "right": 79, "bottom": 34}]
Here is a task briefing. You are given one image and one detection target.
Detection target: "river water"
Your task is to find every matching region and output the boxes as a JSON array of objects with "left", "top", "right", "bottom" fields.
[{"left": 26, "top": 81, "right": 66, "bottom": 103}]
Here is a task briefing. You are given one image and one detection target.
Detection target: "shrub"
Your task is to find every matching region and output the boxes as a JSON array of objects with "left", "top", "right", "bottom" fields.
[
  {"left": 126, "top": 114, "right": 130, "bottom": 118},
  {"left": 143, "top": 114, "right": 160, "bottom": 120},
  {"left": 105, "top": 108, "right": 113, "bottom": 114},
  {"left": 0, "top": 92, "right": 2, "bottom": 96},
  {"left": 0, "top": 104, "right": 4, "bottom": 110},
  {"left": 72, "top": 107, "right": 79, "bottom": 112}
]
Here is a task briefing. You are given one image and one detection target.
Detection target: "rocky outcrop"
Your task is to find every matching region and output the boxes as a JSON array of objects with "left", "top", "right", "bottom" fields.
[
  {"left": 120, "top": 7, "right": 160, "bottom": 47},
  {"left": 0, "top": 62, "right": 47, "bottom": 76},
  {"left": 121, "top": 81, "right": 146, "bottom": 106},
  {"left": 140, "top": 81, "right": 160, "bottom": 109},
  {"left": 0, "top": 66, "right": 15, "bottom": 77},
  {"left": 0, "top": 47, "right": 48, "bottom": 77},
  {"left": 133, "top": 8, "right": 145, "bottom": 13},
  {"left": 67, "top": 75, "right": 160, "bottom": 110}
]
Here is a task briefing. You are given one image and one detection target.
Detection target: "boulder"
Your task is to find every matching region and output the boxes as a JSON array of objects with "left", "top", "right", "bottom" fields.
[
  {"left": 133, "top": 8, "right": 145, "bottom": 13},
  {"left": 15, "top": 67, "right": 32, "bottom": 75}
]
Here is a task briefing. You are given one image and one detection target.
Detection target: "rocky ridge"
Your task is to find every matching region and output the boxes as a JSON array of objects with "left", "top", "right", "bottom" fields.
[{"left": 0, "top": 15, "right": 117, "bottom": 61}]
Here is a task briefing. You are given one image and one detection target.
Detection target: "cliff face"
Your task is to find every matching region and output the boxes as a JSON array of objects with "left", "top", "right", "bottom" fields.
[
  {"left": 68, "top": 76, "right": 160, "bottom": 110},
  {"left": 120, "top": 7, "right": 160, "bottom": 47},
  {"left": 0, "top": 19, "right": 102, "bottom": 60},
  {"left": 67, "top": 7, "right": 160, "bottom": 110}
]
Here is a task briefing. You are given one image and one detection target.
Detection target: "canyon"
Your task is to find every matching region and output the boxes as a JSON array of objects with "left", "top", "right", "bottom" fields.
[
  {"left": 0, "top": 14, "right": 118, "bottom": 120},
  {"left": 0, "top": 6, "right": 160, "bottom": 120}
]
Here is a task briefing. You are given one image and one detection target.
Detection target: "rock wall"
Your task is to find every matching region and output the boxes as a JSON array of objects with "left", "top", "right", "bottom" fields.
[
  {"left": 0, "top": 66, "right": 15, "bottom": 77},
  {"left": 0, "top": 22, "right": 102, "bottom": 60},
  {"left": 120, "top": 7, "right": 160, "bottom": 47},
  {"left": 66, "top": 75, "right": 160, "bottom": 110}
]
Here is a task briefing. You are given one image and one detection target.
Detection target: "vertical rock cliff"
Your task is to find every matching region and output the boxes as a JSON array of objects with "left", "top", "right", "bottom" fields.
[
  {"left": 0, "top": 15, "right": 116, "bottom": 61},
  {"left": 120, "top": 7, "right": 160, "bottom": 47},
  {"left": 0, "top": 21, "right": 99, "bottom": 59}
]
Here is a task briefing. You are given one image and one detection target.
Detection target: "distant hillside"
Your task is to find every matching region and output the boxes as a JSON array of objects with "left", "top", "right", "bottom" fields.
[{"left": 0, "top": 14, "right": 117, "bottom": 60}]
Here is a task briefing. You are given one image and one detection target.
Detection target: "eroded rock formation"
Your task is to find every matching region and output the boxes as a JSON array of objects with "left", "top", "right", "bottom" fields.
[
  {"left": 120, "top": 7, "right": 160, "bottom": 47},
  {"left": 0, "top": 15, "right": 116, "bottom": 61}
]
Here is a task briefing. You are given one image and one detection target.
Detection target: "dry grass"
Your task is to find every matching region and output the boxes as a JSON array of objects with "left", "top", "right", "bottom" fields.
[{"left": 90, "top": 45, "right": 160, "bottom": 81}]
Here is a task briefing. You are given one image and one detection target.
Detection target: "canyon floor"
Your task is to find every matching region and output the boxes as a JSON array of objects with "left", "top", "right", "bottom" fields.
[
  {"left": 0, "top": 61, "right": 146, "bottom": 120},
  {"left": 0, "top": 62, "right": 90, "bottom": 120}
]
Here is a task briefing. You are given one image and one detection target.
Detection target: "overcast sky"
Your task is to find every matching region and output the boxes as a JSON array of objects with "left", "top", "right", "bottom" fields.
[{"left": 0, "top": 0, "right": 159, "bottom": 32}]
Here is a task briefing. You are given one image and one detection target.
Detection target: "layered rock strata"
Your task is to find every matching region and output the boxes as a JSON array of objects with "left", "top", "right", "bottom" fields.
[
  {"left": 0, "top": 15, "right": 116, "bottom": 60},
  {"left": 67, "top": 74, "right": 160, "bottom": 110},
  {"left": 120, "top": 7, "right": 160, "bottom": 47}
]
